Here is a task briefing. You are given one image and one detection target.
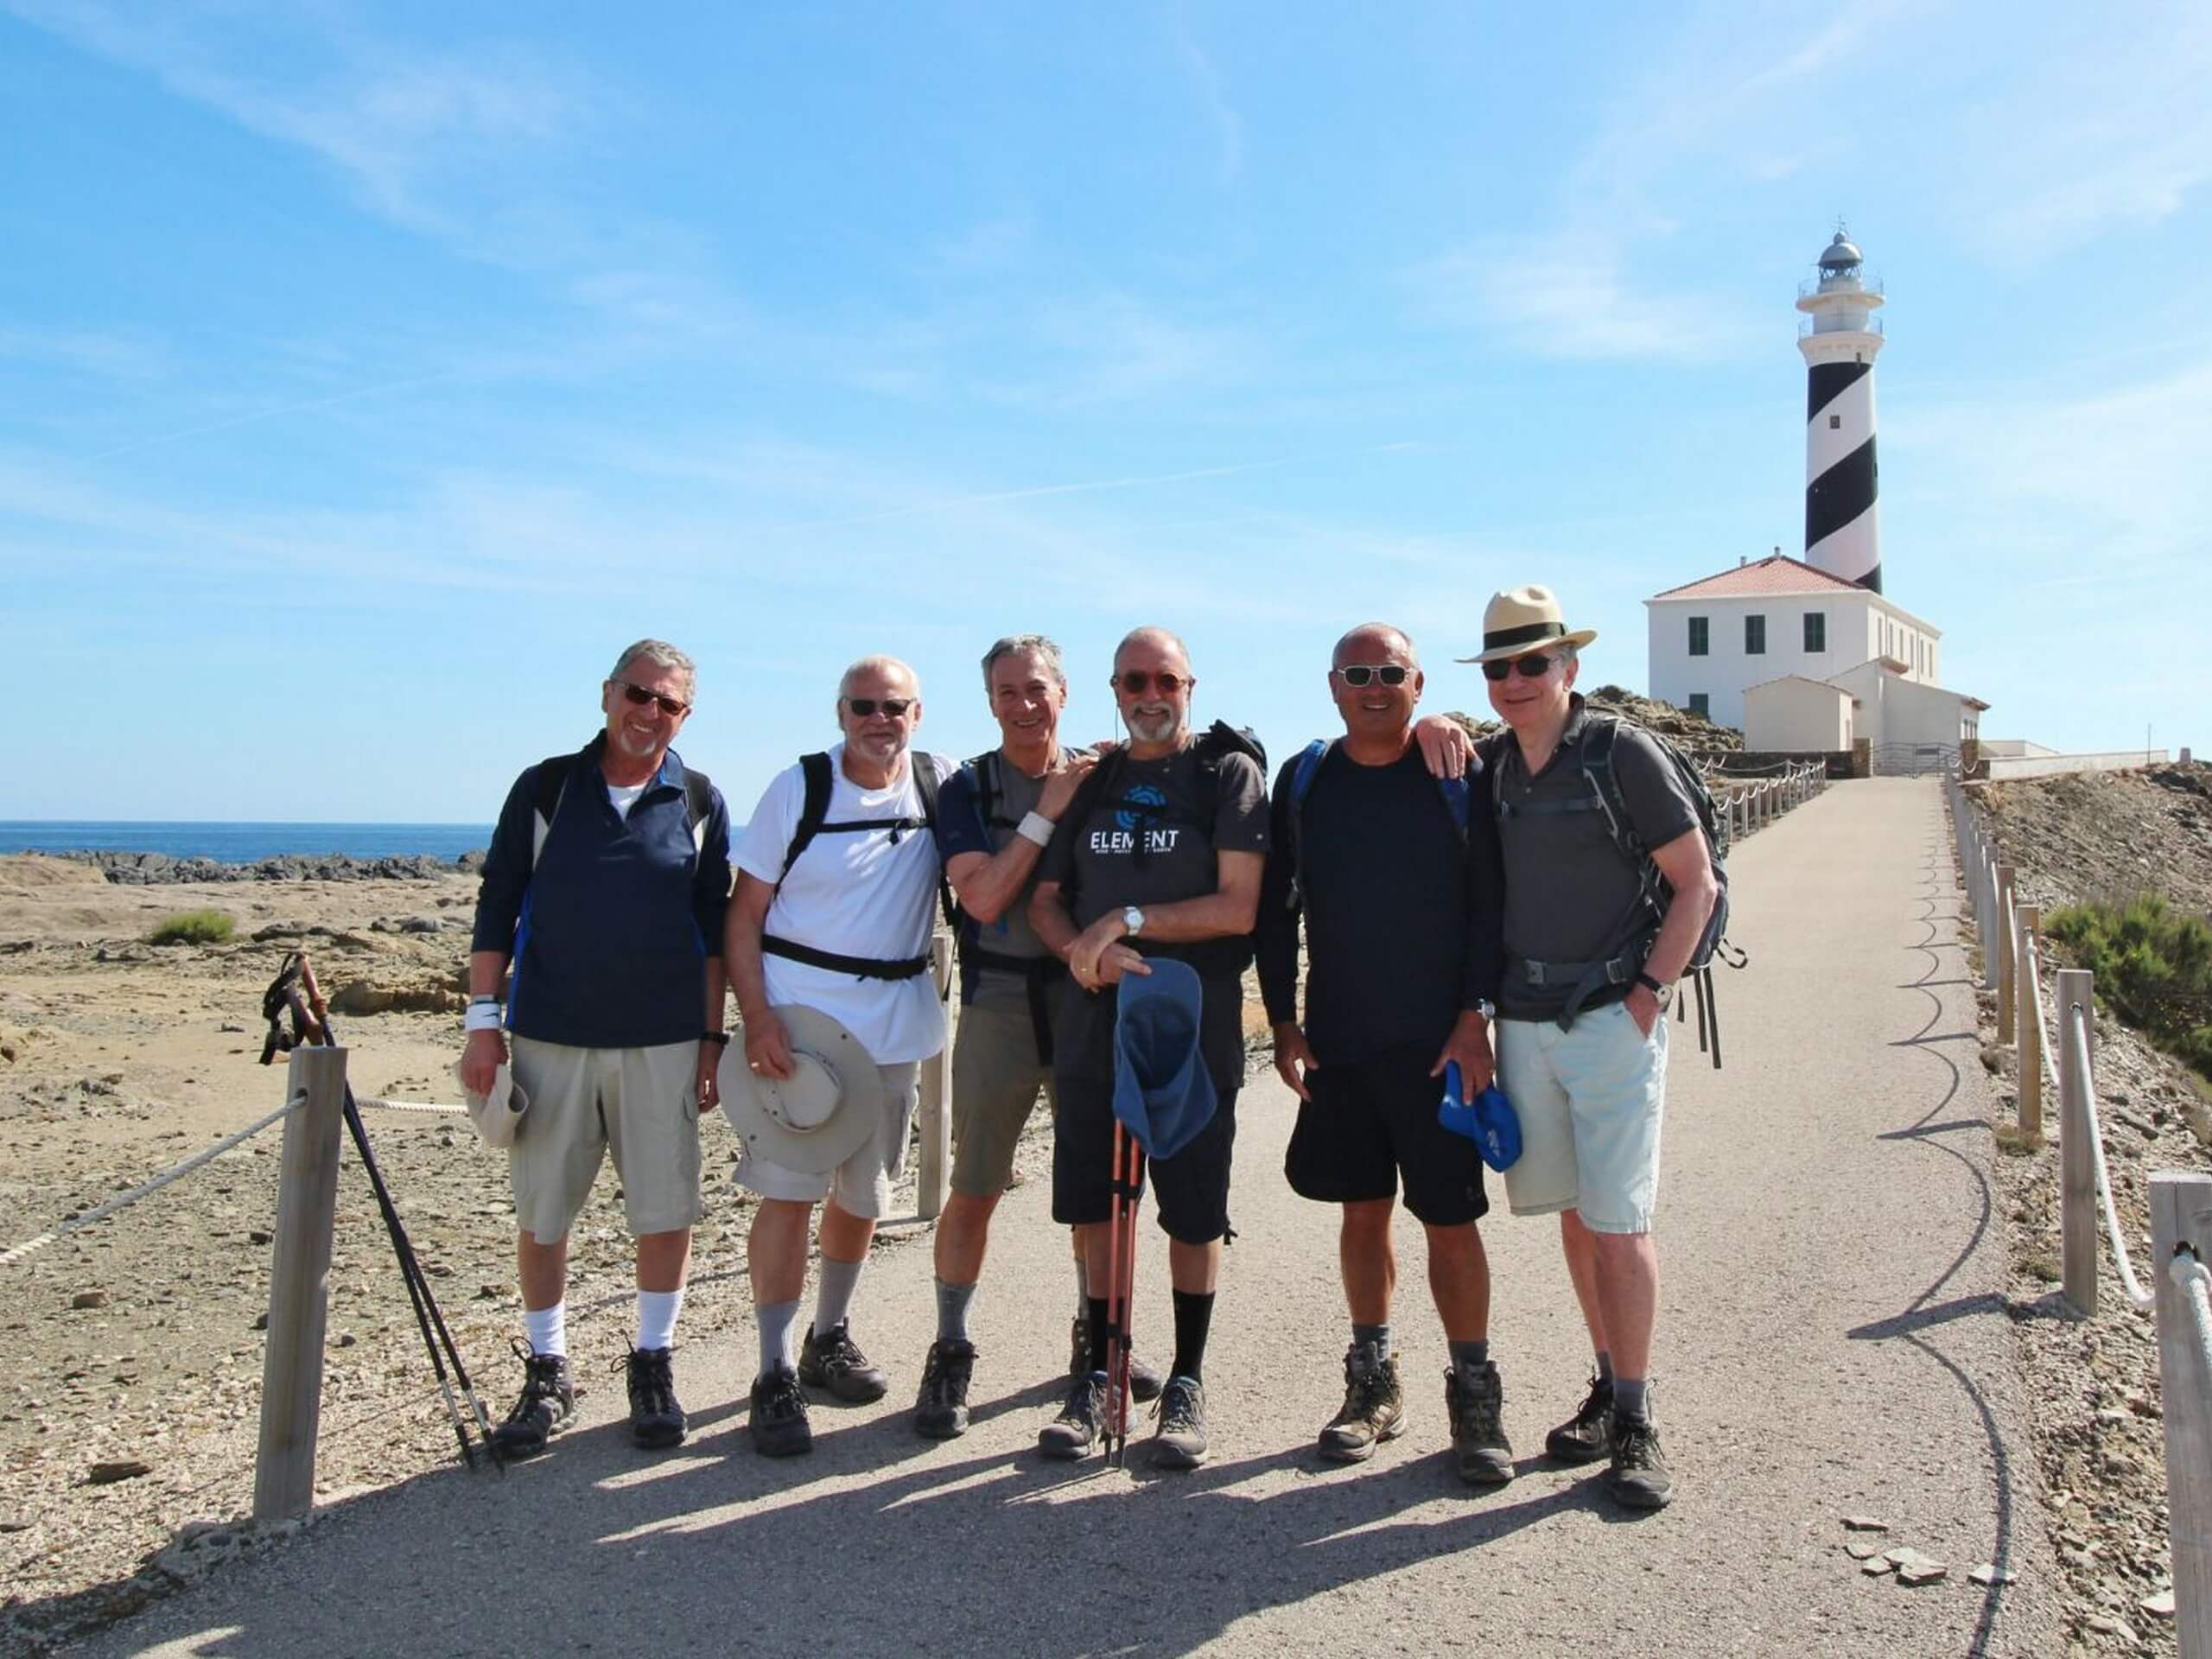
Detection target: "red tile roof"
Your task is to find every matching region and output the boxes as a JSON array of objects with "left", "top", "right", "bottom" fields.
[{"left": 1647, "top": 553, "right": 1868, "bottom": 601}]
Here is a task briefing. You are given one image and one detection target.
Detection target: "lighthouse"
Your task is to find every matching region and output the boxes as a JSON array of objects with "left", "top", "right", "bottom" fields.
[{"left": 1796, "top": 229, "right": 1885, "bottom": 592}]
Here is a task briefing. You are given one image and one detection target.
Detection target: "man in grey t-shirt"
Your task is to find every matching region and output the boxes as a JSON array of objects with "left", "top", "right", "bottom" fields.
[
  {"left": 913, "top": 633, "right": 1164, "bottom": 1439},
  {"left": 1466, "top": 584, "right": 1717, "bottom": 1511}
]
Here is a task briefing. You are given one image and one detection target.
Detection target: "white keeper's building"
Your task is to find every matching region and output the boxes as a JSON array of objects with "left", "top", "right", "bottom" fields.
[{"left": 1643, "top": 229, "right": 1989, "bottom": 765}]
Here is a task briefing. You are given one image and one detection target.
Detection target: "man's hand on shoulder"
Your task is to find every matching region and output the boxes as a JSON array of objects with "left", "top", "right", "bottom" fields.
[
  {"left": 1036, "top": 748, "right": 1098, "bottom": 820},
  {"left": 1413, "top": 715, "right": 1474, "bottom": 780}
]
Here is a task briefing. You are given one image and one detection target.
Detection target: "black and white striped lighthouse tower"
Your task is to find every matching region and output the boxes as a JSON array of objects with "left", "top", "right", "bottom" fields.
[{"left": 1796, "top": 229, "right": 1885, "bottom": 591}]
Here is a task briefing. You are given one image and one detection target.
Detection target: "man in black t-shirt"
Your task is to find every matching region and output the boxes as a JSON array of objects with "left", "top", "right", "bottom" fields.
[
  {"left": 1256, "top": 623, "right": 1514, "bottom": 1484},
  {"left": 1028, "top": 626, "right": 1269, "bottom": 1470}
]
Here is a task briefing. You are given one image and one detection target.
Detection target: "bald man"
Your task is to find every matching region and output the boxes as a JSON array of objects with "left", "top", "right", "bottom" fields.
[
  {"left": 1257, "top": 624, "right": 1512, "bottom": 1484},
  {"left": 727, "top": 655, "right": 957, "bottom": 1458}
]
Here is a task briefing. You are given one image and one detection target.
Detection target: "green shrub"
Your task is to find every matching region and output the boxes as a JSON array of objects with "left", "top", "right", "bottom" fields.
[
  {"left": 2046, "top": 893, "right": 2212, "bottom": 1078},
  {"left": 145, "top": 909, "right": 235, "bottom": 946}
]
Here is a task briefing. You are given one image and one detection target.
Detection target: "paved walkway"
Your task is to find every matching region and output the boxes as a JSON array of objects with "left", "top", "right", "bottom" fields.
[{"left": 85, "top": 779, "right": 2060, "bottom": 1657}]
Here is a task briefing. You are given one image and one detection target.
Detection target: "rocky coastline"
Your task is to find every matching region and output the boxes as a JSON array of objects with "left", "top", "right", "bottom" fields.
[{"left": 51, "top": 850, "right": 486, "bottom": 886}]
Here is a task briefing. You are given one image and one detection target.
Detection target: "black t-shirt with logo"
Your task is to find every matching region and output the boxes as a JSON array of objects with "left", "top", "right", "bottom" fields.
[{"left": 1038, "top": 743, "right": 1270, "bottom": 1088}]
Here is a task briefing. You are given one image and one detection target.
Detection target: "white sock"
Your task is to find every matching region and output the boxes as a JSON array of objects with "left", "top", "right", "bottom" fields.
[
  {"left": 635, "top": 1287, "right": 683, "bottom": 1353},
  {"left": 523, "top": 1301, "right": 567, "bottom": 1359}
]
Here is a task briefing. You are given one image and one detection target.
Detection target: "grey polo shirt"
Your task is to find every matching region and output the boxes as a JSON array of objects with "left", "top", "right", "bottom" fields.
[{"left": 1492, "top": 696, "right": 1701, "bottom": 1022}]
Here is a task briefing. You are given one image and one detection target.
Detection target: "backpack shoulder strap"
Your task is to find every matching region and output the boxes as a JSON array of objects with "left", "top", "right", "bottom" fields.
[
  {"left": 1436, "top": 767, "right": 1473, "bottom": 842},
  {"left": 529, "top": 753, "right": 577, "bottom": 869},
  {"left": 778, "top": 752, "right": 836, "bottom": 889},
  {"left": 1578, "top": 715, "right": 1643, "bottom": 861},
  {"left": 680, "top": 766, "right": 715, "bottom": 855},
  {"left": 911, "top": 752, "right": 956, "bottom": 929},
  {"left": 1282, "top": 738, "right": 1332, "bottom": 912}
]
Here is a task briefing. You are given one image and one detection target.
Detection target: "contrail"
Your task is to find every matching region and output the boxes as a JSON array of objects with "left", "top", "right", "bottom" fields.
[
  {"left": 85, "top": 372, "right": 458, "bottom": 461},
  {"left": 744, "top": 442, "right": 1425, "bottom": 536}
]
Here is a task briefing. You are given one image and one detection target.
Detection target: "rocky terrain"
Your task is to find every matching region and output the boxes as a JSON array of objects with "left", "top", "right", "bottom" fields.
[
  {"left": 1968, "top": 759, "right": 2212, "bottom": 1654},
  {"left": 1442, "top": 683, "right": 1745, "bottom": 753},
  {"left": 48, "top": 849, "right": 484, "bottom": 885}
]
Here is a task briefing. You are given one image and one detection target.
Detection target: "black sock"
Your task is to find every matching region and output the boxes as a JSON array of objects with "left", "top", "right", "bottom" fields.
[
  {"left": 1171, "top": 1288, "right": 1216, "bottom": 1382},
  {"left": 1085, "top": 1296, "right": 1111, "bottom": 1376}
]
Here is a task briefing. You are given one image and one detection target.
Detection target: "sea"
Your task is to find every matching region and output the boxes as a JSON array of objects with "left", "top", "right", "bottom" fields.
[{"left": 0, "top": 822, "right": 494, "bottom": 863}]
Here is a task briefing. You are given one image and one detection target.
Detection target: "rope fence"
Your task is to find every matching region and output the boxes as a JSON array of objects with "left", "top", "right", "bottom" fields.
[
  {"left": 1709, "top": 757, "right": 1827, "bottom": 845},
  {"left": 1950, "top": 764, "right": 2212, "bottom": 1653}
]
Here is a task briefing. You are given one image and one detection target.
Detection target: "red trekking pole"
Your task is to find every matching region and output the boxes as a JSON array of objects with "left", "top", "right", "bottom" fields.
[{"left": 1103, "top": 1120, "right": 1147, "bottom": 1468}]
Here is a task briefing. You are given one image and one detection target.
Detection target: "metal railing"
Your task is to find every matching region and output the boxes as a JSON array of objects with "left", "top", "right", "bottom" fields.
[
  {"left": 1711, "top": 758, "right": 1827, "bottom": 845},
  {"left": 1948, "top": 766, "right": 2212, "bottom": 1652}
]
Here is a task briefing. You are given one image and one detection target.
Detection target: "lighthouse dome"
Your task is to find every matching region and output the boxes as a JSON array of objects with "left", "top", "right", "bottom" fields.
[{"left": 1818, "top": 232, "right": 1863, "bottom": 271}]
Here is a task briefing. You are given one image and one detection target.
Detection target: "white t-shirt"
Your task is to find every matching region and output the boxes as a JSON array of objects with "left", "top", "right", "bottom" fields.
[
  {"left": 605, "top": 780, "right": 648, "bottom": 823},
  {"left": 734, "top": 744, "right": 955, "bottom": 1065}
]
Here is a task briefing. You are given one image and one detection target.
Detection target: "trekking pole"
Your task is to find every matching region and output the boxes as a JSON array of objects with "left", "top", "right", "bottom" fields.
[
  {"left": 1106, "top": 1130, "right": 1147, "bottom": 1471},
  {"left": 283, "top": 957, "right": 501, "bottom": 1470},
  {"left": 1103, "top": 1121, "right": 1128, "bottom": 1467}
]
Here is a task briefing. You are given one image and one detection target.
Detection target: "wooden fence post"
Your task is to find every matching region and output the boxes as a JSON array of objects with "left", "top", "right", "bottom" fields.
[
  {"left": 2152, "top": 1172, "right": 2212, "bottom": 1658},
  {"left": 254, "top": 1045, "right": 346, "bottom": 1522},
  {"left": 915, "top": 932, "right": 954, "bottom": 1222},
  {"left": 1995, "top": 864, "right": 2018, "bottom": 1043},
  {"left": 2017, "top": 904, "right": 2043, "bottom": 1139},
  {"left": 2057, "top": 968, "right": 2097, "bottom": 1318}
]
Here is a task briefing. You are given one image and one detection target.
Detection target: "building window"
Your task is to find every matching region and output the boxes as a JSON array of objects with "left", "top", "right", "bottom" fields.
[
  {"left": 1829, "top": 413, "right": 1841, "bottom": 429},
  {"left": 1745, "top": 614, "right": 1766, "bottom": 655},
  {"left": 1803, "top": 612, "right": 1826, "bottom": 652},
  {"left": 1688, "top": 615, "right": 1708, "bottom": 658},
  {"left": 1688, "top": 693, "right": 1709, "bottom": 719}
]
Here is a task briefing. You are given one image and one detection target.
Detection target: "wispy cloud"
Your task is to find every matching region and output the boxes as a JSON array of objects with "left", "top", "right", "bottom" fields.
[
  {"left": 1168, "top": 11, "right": 1244, "bottom": 185},
  {"left": 0, "top": 326, "right": 163, "bottom": 379}
]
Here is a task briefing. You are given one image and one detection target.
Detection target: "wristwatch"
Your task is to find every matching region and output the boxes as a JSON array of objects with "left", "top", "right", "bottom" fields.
[
  {"left": 1635, "top": 972, "right": 1673, "bottom": 1012},
  {"left": 1122, "top": 906, "right": 1146, "bottom": 938},
  {"left": 702, "top": 1031, "right": 732, "bottom": 1046}
]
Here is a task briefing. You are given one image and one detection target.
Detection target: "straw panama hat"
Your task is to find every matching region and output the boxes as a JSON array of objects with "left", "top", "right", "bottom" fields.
[
  {"left": 1456, "top": 584, "right": 1599, "bottom": 665},
  {"left": 719, "top": 1006, "right": 887, "bottom": 1173}
]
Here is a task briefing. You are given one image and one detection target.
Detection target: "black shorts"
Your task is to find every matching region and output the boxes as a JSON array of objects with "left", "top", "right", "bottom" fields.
[
  {"left": 1283, "top": 1045, "right": 1488, "bottom": 1227},
  {"left": 1052, "top": 1075, "right": 1239, "bottom": 1245}
]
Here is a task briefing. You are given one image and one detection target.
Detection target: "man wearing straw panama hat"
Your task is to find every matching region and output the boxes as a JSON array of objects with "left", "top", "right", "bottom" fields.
[{"left": 1463, "top": 585, "right": 1716, "bottom": 1510}]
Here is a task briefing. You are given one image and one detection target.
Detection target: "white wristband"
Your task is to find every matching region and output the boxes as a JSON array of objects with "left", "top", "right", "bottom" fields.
[
  {"left": 1017, "top": 811, "right": 1056, "bottom": 848},
  {"left": 463, "top": 1002, "right": 505, "bottom": 1033}
]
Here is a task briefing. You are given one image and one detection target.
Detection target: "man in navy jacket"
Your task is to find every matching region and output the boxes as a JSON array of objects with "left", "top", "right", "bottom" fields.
[{"left": 464, "top": 639, "right": 732, "bottom": 1459}]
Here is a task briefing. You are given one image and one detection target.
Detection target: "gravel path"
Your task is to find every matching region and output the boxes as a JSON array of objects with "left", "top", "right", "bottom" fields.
[{"left": 67, "top": 779, "right": 2062, "bottom": 1656}]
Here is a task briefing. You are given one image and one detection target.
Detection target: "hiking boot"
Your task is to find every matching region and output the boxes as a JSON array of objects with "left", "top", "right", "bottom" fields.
[
  {"left": 1446, "top": 1359, "right": 1515, "bottom": 1486},
  {"left": 1543, "top": 1372, "right": 1614, "bottom": 1465},
  {"left": 798, "top": 1321, "right": 889, "bottom": 1402},
  {"left": 1039, "top": 1370, "right": 1108, "bottom": 1460},
  {"left": 912, "top": 1338, "right": 976, "bottom": 1440},
  {"left": 1606, "top": 1412, "right": 1675, "bottom": 1510},
  {"left": 621, "top": 1345, "right": 687, "bottom": 1450},
  {"left": 1068, "top": 1313, "right": 1165, "bottom": 1402},
  {"left": 489, "top": 1343, "right": 574, "bottom": 1460},
  {"left": 1149, "top": 1375, "right": 1210, "bottom": 1469},
  {"left": 749, "top": 1365, "right": 813, "bottom": 1458},
  {"left": 1318, "top": 1340, "right": 1404, "bottom": 1463}
]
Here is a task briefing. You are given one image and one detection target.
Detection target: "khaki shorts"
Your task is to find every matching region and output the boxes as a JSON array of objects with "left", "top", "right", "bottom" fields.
[
  {"left": 1496, "top": 1001, "right": 1669, "bottom": 1235},
  {"left": 950, "top": 1003, "right": 1054, "bottom": 1198},
  {"left": 737, "top": 1061, "right": 919, "bottom": 1220},
  {"left": 507, "top": 1035, "right": 704, "bottom": 1242}
]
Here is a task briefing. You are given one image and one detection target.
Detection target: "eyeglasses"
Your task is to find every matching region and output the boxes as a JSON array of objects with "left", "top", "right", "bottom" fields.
[
  {"left": 1332, "top": 664, "right": 1410, "bottom": 689},
  {"left": 843, "top": 696, "right": 914, "bottom": 718},
  {"left": 1482, "top": 654, "right": 1558, "bottom": 683},
  {"left": 1115, "top": 671, "right": 1187, "bottom": 696},
  {"left": 613, "top": 681, "right": 691, "bottom": 717}
]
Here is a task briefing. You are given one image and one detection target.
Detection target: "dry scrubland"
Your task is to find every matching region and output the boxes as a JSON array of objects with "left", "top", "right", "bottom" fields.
[{"left": 1970, "top": 760, "right": 2212, "bottom": 1654}]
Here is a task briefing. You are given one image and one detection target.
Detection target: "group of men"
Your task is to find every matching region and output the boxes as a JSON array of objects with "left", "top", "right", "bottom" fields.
[{"left": 458, "top": 585, "right": 1715, "bottom": 1510}]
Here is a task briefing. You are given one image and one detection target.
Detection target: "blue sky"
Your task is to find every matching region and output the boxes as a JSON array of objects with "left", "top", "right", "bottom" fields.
[{"left": 4, "top": 1, "right": 2207, "bottom": 822}]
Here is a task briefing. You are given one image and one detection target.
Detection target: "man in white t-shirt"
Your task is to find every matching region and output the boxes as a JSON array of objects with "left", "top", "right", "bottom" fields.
[{"left": 725, "top": 655, "right": 956, "bottom": 1458}]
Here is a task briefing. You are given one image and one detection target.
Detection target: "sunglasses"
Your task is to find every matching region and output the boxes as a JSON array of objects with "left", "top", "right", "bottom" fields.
[
  {"left": 613, "top": 681, "right": 691, "bottom": 717},
  {"left": 1482, "top": 653, "right": 1559, "bottom": 682},
  {"left": 844, "top": 696, "right": 914, "bottom": 718},
  {"left": 1115, "top": 671, "right": 1188, "bottom": 696},
  {"left": 1332, "top": 664, "right": 1410, "bottom": 688}
]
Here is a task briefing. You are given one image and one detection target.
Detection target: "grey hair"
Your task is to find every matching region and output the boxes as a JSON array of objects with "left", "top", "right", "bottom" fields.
[
  {"left": 1556, "top": 642, "right": 1580, "bottom": 664},
  {"left": 609, "top": 639, "right": 696, "bottom": 692},
  {"left": 834, "top": 655, "right": 920, "bottom": 723},
  {"left": 1114, "top": 626, "right": 1191, "bottom": 669},
  {"left": 980, "top": 633, "right": 1067, "bottom": 691}
]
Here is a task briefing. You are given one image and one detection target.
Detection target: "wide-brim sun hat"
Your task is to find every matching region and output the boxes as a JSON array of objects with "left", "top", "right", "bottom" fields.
[
  {"left": 1455, "top": 584, "right": 1599, "bottom": 665},
  {"left": 452, "top": 1059, "right": 530, "bottom": 1151},
  {"left": 1111, "top": 957, "right": 1219, "bottom": 1161},
  {"left": 720, "top": 1006, "right": 886, "bottom": 1173}
]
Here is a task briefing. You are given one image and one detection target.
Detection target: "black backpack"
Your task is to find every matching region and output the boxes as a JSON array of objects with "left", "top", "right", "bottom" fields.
[
  {"left": 528, "top": 746, "right": 715, "bottom": 869},
  {"left": 778, "top": 749, "right": 955, "bottom": 929},
  {"left": 1073, "top": 721, "right": 1268, "bottom": 869}
]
